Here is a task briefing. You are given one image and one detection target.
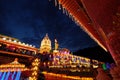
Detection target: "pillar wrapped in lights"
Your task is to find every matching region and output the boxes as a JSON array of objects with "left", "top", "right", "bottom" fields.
[{"left": 29, "top": 58, "right": 40, "bottom": 80}]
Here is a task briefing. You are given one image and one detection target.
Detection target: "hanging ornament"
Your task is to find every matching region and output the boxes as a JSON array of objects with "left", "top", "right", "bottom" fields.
[
  {"left": 65, "top": 10, "right": 68, "bottom": 16},
  {"left": 76, "top": 21, "right": 79, "bottom": 26},
  {"left": 62, "top": 7, "right": 65, "bottom": 14},
  {"left": 69, "top": 13, "right": 72, "bottom": 19},
  {"left": 71, "top": 16, "right": 74, "bottom": 21},
  {"left": 59, "top": 3, "right": 61, "bottom": 10},
  {"left": 68, "top": 13, "right": 70, "bottom": 18},
  {"left": 75, "top": 19, "right": 79, "bottom": 26},
  {"left": 55, "top": 0, "right": 57, "bottom": 6}
]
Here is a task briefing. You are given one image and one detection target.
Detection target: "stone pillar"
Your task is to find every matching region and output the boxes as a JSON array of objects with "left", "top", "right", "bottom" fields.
[
  {"left": 108, "top": 33, "right": 120, "bottom": 65},
  {"left": 110, "top": 66, "right": 120, "bottom": 80},
  {"left": 96, "top": 68, "right": 111, "bottom": 80}
]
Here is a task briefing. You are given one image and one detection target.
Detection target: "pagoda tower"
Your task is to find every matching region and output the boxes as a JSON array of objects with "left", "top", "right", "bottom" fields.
[
  {"left": 39, "top": 34, "right": 51, "bottom": 53},
  {"left": 53, "top": 39, "right": 59, "bottom": 53}
]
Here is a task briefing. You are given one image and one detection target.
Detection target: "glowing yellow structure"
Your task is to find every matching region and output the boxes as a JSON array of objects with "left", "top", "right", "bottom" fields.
[
  {"left": 29, "top": 58, "right": 40, "bottom": 80},
  {"left": 53, "top": 39, "right": 59, "bottom": 53},
  {"left": 40, "top": 34, "right": 52, "bottom": 53},
  {"left": 42, "top": 71, "right": 93, "bottom": 80},
  {"left": 55, "top": 39, "right": 59, "bottom": 50}
]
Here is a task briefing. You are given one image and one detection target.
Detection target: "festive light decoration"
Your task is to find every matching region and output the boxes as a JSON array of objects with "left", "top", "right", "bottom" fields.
[
  {"left": 0, "top": 58, "right": 29, "bottom": 72},
  {"left": 0, "top": 34, "right": 37, "bottom": 54},
  {"left": 92, "top": 60, "right": 99, "bottom": 68},
  {"left": 4, "top": 71, "right": 10, "bottom": 80},
  {"left": 42, "top": 71, "right": 93, "bottom": 80},
  {"left": 14, "top": 70, "right": 21, "bottom": 80},
  {"left": 0, "top": 71, "right": 22, "bottom": 80},
  {"left": 29, "top": 58, "right": 40, "bottom": 80},
  {"left": 1, "top": 72, "right": 6, "bottom": 80},
  {"left": 50, "top": 52, "right": 93, "bottom": 68},
  {"left": 12, "top": 71, "right": 16, "bottom": 79},
  {"left": 0, "top": 33, "right": 104, "bottom": 79},
  {"left": 102, "top": 63, "right": 111, "bottom": 70},
  {"left": 49, "top": 0, "right": 107, "bottom": 51}
]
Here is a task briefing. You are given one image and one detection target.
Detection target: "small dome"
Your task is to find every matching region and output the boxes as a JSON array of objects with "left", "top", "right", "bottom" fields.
[{"left": 40, "top": 34, "right": 52, "bottom": 53}]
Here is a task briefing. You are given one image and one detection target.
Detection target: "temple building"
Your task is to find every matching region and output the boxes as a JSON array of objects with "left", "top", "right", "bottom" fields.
[
  {"left": 39, "top": 34, "right": 52, "bottom": 53},
  {"left": 39, "top": 34, "right": 101, "bottom": 70},
  {"left": 0, "top": 34, "right": 106, "bottom": 80},
  {"left": 50, "top": 0, "right": 120, "bottom": 79}
]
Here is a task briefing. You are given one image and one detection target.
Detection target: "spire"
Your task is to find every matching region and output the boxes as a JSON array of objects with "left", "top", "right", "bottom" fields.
[
  {"left": 55, "top": 39, "right": 59, "bottom": 50},
  {"left": 46, "top": 33, "right": 48, "bottom": 37},
  {"left": 43, "top": 33, "right": 50, "bottom": 40},
  {"left": 55, "top": 39, "right": 57, "bottom": 43}
]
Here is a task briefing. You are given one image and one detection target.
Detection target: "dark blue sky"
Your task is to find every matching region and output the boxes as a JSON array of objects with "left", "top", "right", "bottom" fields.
[{"left": 0, "top": 0, "right": 98, "bottom": 52}]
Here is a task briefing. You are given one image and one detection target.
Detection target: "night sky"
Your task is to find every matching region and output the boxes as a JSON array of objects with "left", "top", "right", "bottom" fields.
[{"left": 0, "top": 0, "right": 98, "bottom": 52}]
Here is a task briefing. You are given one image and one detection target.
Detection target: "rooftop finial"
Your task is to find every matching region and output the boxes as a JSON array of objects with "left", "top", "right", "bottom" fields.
[
  {"left": 46, "top": 33, "right": 48, "bottom": 37},
  {"left": 55, "top": 39, "right": 59, "bottom": 50},
  {"left": 44, "top": 33, "right": 49, "bottom": 39}
]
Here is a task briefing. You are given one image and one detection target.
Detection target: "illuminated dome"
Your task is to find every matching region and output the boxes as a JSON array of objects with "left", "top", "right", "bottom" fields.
[{"left": 40, "top": 34, "right": 52, "bottom": 53}]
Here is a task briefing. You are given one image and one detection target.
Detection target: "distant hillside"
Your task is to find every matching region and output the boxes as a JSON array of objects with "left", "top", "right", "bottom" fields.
[{"left": 73, "top": 46, "right": 114, "bottom": 63}]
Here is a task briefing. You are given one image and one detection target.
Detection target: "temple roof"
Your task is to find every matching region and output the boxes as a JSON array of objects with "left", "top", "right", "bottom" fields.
[
  {"left": 0, "top": 58, "right": 29, "bottom": 72},
  {"left": 56, "top": 0, "right": 120, "bottom": 52}
]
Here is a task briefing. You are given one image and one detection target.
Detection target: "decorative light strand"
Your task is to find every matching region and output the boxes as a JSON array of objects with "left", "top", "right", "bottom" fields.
[{"left": 29, "top": 58, "right": 40, "bottom": 80}]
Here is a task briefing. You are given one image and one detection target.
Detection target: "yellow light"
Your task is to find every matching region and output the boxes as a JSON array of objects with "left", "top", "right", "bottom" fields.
[
  {"left": 42, "top": 71, "right": 93, "bottom": 80},
  {"left": 30, "top": 58, "right": 40, "bottom": 80},
  {"left": 0, "top": 68, "right": 29, "bottom": 72},
  {"left": 43, "top": 62, "right": 46, "bottom": 66},
  {"left": 34, "top": 66, "right": 38, "bottom": 70},
  {"left": 47, "top": 62, "right": 50, "bottom": 65},
  {"left": 2, "top": 37, "right": 6, "bottom": 40},
  {"left": 32, "top": 71, "right": 37, "bottom": 76},
  {"left": 35, "top": 58, "right": 39, "bottom": 62}
]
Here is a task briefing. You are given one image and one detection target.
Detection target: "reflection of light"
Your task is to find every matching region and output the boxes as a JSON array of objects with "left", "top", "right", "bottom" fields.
[
  {"left": 15, "top": 71, "right": 21, "bottom": 80},
  {"left": 0, "top": 72, "right": 2, "bottom": 77},
  {"left": 12, "top": 71, "right": 16, "bottom": 79},
  {"left": 5, "top": 71, "right": 10, "bottom": 80},
  {"left": 1, "top": 72, "right": 6, "bottom": 80}
]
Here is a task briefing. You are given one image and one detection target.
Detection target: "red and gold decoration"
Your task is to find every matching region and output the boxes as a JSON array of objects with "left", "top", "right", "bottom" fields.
[{"left": 0, "top": 58, "right": 29, "bottom": 72}]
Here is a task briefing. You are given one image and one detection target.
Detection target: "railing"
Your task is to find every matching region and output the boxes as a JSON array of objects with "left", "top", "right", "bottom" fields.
[{"left": 0, "top": 42, "right": 37, "bottom": 57}]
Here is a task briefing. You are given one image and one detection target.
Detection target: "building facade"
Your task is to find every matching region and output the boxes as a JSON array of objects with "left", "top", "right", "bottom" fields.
[{"left": 39, "top": 34, "right": 52, "bottom": 53}]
